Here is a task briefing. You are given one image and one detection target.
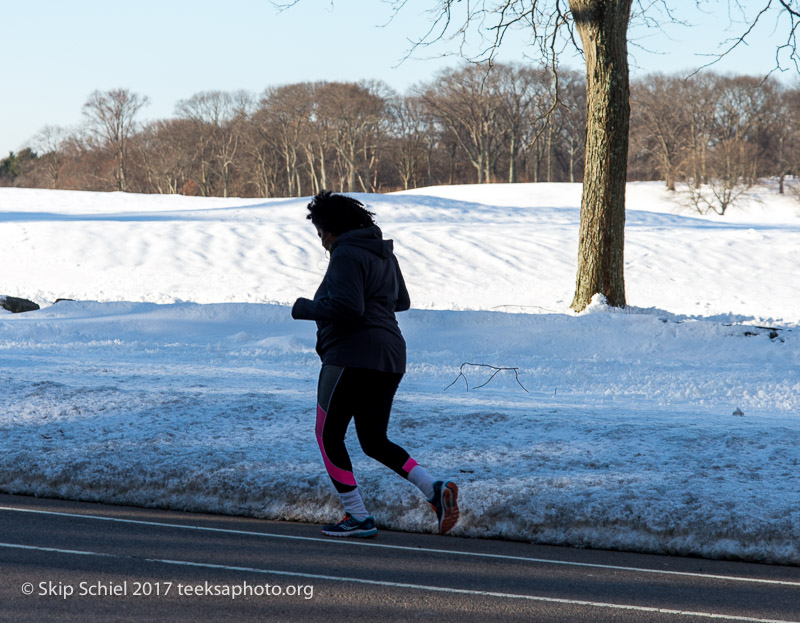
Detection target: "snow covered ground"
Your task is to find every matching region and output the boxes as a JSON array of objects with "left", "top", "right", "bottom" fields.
[{"left": 1, "top": 182, "right": 799, "bottom": 564}]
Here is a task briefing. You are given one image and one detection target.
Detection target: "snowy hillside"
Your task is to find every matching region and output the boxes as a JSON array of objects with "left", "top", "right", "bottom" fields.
[
  {"left": 2, "top": 181, "right": 799, "bottom": 321},
  {"left": 1, "top": 182, "right": 799, "bottom": 564}
]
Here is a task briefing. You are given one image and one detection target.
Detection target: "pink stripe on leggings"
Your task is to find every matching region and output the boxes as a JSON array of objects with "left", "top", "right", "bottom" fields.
[
  {"left": 315, "top": 404, "right": 357, "bottom": 487},
  {"left": 402, "top": 457, "right": 418, "bottom": 475}
]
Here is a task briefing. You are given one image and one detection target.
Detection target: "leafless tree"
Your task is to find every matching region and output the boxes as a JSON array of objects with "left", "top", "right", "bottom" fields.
[
  {"left": 256, "top": 83, "right": 316, "bottom": 196},
  {"left": 29, "top": 125, "right": 71, "bottom": 189},
  {"left": 495, "top": 64, "right": 555, "bottom": 183},
  {"left": 82, "top": 89, "right": 149, "bottom": 192},
  {"left": 242, "top": 109, "right": 281, "bottom": 198},
  {"left": 549, "top": 68, "right": 586, "bottom": 183},
  {"left": 315, "top": 81, "right": 390, "bottom": 192},
  {"left": 176, "top": 90, "right": 253, "bottom": 197},
  {"left": 384, "top": 0, "right": 631, "bottom": 310},
  {"left": 630, "top": 74, "right": 692, "bottom": 191},
  {"left": 420, "top": 64, "right": 506, "bottom": 184},
  {"left": 134, "top": 119, "right": 197, "bottom": 195},
  {"left": 61, "top": 130, "right": 114, "bottom": 191},
  {"left": 297, "top": 82, "right": 334, "bottom": 194},
  {"left": 770, "top": 84, "right": 800, "bottom": 194},
  {"left": 678, "top": 76, "right": 772, "bottom": 214},
  {"left": 390, "top": 95, "right": 432, "bottom": 189},
  {"left": 370, "top": 0, "right": 800, "bottom": 310}
]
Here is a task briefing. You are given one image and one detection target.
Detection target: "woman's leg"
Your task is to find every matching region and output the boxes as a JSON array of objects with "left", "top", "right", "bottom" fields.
[
  {"left": 351, "top": 368, "right": 460, "bottom": 534},
  {"left": 318, "top": 366, "right": 459, "bottom": 535},
  {"left": 316, "top": 365, "right": 356, "bottom": 493},
  {"left": 319, "top": 367, "right": 424, "bottom": 489},
  {"left": 350, "top": 369, "right": 412, "bottom": 476},
  {"left": 316, "top": 365, "right": 375, "bottom": 529},
  {"left": 349, "top": 371, "right": 439, "bottom": 496}
]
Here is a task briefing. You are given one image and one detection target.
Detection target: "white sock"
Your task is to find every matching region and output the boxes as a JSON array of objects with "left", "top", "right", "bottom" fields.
[
  {"left": 408, "top": 465, "right": 436, "bottom": 501},
  {"left": 339, "top": 488, "right": 369, "bottom": 521}
]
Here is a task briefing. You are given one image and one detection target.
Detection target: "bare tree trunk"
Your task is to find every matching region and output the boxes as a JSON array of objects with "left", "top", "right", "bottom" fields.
[
  {"left": 305, "top": 149, "right": 319, "bottom": 195},
  {"left": 448, "top": 142, "right": 456, "bottom": 185},
  {"left": 318, "top": 145, "right": 328, "bottom": 190},
  {"left": 284, "top": 143, "right": 295, "bottom": 195},
  {"left": 482, "top": 128, "right": 492, "bottom": 183},
  {"left": 426, "top": 141, "right": 434, "bottom": 187},
  {"left": 570, "top": 0, "right": 632, "bottom": 311},
  {"left": 346, "top": 141, "right": 358, "bottom": 191},
  {"left": 664, "top": 167, "right": 675, "bottom": 192},
  {"left": 569, "top": 135, "right": 576, "bottom": 183},
  {"left": 508, "top": 134, "right": 517, "bottom": 183},
  {"left": 660, "top": 132, "right": 676, "bottom": 190}
]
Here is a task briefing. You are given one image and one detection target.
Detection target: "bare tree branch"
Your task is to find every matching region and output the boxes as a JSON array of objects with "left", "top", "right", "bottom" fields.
[
  {"left": 444, "top": 362, "right": 529, "bottom": 392},
  {"left": 688, "top": 1, "right": 800, "bottom": 77}
]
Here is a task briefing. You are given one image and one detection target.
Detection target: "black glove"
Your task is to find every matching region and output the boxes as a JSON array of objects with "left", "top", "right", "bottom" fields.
[{"left": 291, "top": 297, "right": 313, "bottom": 319}]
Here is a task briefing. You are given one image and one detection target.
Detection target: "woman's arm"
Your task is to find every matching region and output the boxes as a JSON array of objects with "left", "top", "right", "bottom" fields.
[
  {"left": 292, "top": 252, "right": 365, "bottom": 321},
  {"left": 394, "top": 255, "right": 411, "bottom": 312}
]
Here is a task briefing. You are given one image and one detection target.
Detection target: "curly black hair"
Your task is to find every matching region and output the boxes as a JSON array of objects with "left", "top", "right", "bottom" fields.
[{"left": 306, "top": 190, "right": 376, "bottom": 235}]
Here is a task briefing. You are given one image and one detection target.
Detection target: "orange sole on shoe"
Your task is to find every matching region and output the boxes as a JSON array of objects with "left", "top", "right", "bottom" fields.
[{"left": 440, "top": 482, "right": 460, "bottom": 535}]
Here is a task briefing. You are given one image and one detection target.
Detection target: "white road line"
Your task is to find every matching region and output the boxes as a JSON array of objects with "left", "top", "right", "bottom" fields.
[
  {"left": 0, "top": 541, "right": 796, "bottom": 623},
  {"left": 0, "top": 542, "right": 116, "bottom": 559},
  {"left": 2, "top": 505, "right": 799, "bottom": 589}
]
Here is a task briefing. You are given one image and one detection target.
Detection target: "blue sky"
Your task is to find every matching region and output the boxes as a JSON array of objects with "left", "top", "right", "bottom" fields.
[{"left": 1, "top": 0, "right": 795, "bottom": 158}]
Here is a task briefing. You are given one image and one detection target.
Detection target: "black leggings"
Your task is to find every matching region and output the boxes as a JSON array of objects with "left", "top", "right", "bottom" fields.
[{"left": 316, "top": 365, "right": 417, "bottom": 494}]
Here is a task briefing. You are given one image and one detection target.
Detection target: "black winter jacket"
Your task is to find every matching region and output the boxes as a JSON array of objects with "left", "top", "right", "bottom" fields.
[{"left": 291, "top": 225, "right": 410, "bottom": 373}]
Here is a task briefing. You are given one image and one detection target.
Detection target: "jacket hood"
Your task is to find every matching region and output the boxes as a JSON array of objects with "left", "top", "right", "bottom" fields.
[{"left": 332, "top": 225, "right": 393, "bottom": 258}]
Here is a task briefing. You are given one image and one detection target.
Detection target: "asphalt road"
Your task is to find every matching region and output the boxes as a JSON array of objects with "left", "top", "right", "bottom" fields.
[{"left": 1, "top": 493, "right": 799, "bottom": 622}]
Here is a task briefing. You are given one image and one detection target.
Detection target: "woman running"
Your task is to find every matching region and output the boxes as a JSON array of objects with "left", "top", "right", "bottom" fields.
[{"left": 292, "top": 191, "right": 459, "bottom": 538}]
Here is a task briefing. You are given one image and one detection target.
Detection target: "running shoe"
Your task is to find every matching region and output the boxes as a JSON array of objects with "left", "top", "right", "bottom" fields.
[
  {"left": 321, "top": 514, "right": 378, "bottom": 538},
  {"left": 430, "top": 480, "right": 460, "bottom": 535}
]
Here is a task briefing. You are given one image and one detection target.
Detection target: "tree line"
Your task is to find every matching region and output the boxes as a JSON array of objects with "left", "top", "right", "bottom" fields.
[{"left": 2, "top": 64, "right": 798, "bottom": 204}]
